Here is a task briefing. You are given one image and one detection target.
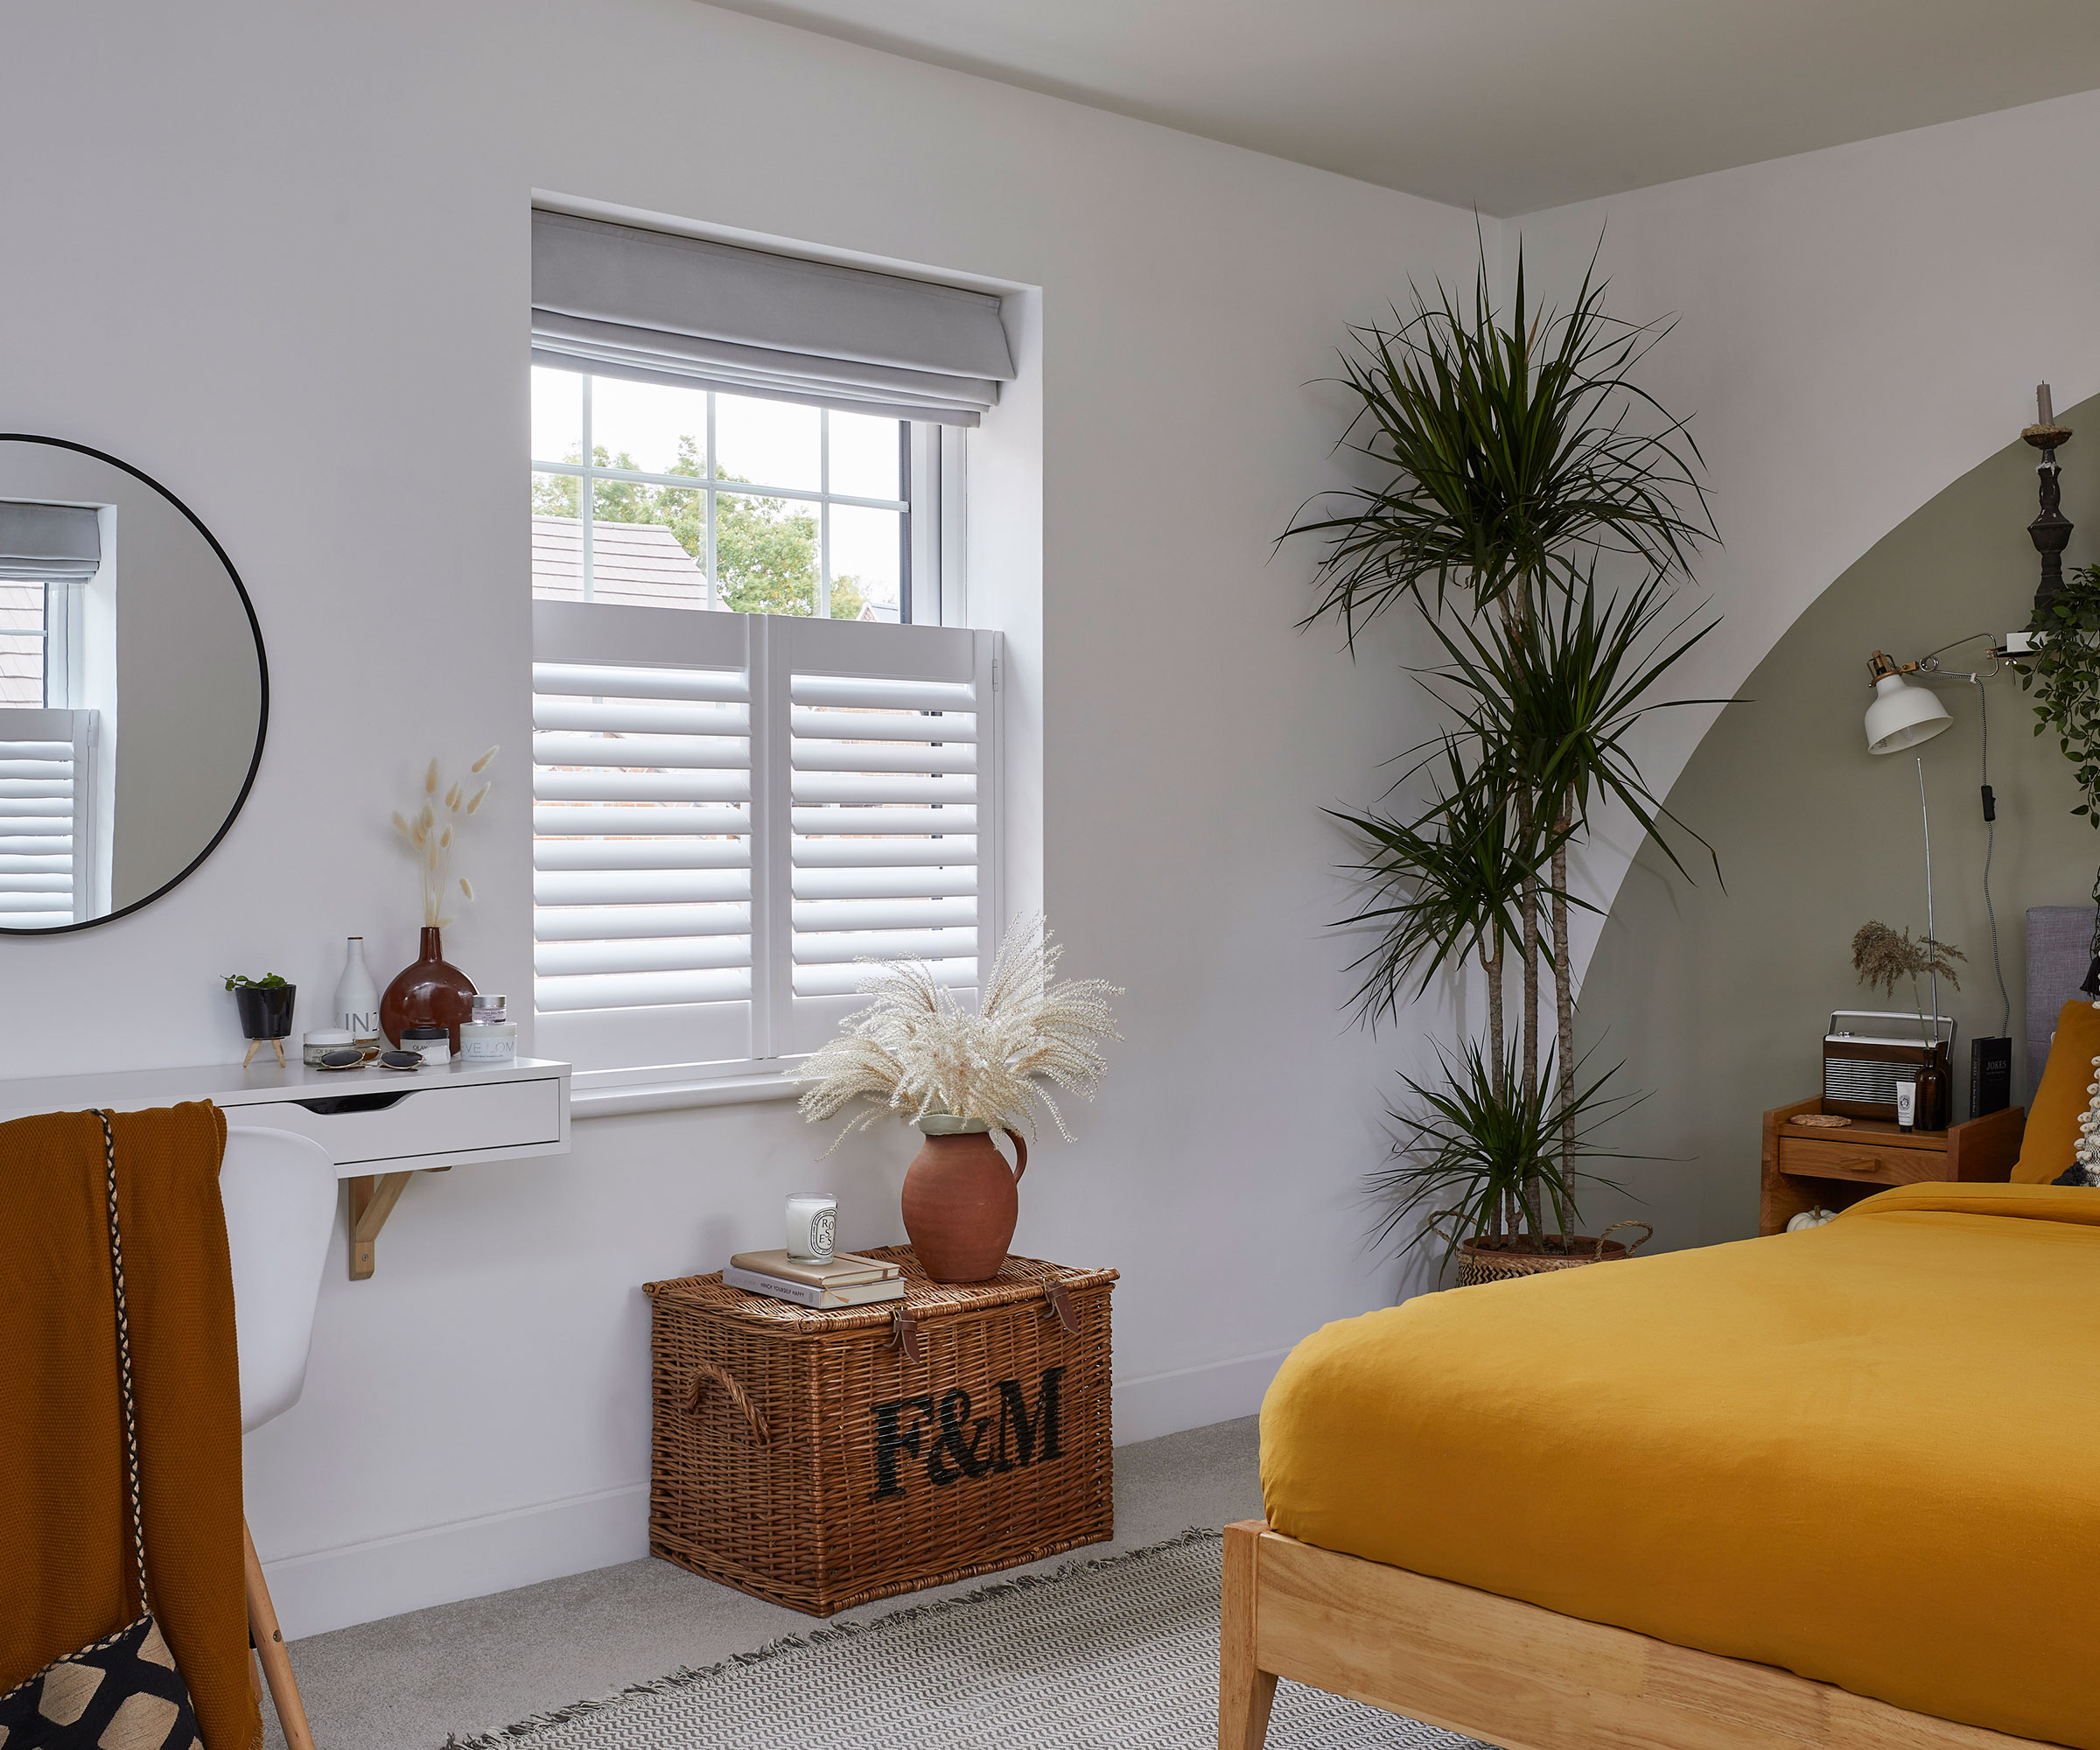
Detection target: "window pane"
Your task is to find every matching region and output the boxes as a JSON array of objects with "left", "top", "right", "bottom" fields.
[
  {"left": 0, "top": 580, "right": 45, "bottom": 704},
  {"left": 531, "top": 367, "right": 584, "bottom": 466},
  {"left": 829, "top": 411, "right": 903, "bottom": 501},
  {"left": 716, "top": 488, "right": 821, "bottom": 617},
  {"left": 591, "top": 482, "right": 709, "bottom": 610},
  {"left": 530, "top": 473, "right": 584, "bottom": 602},
  {"left": 716, "top": 394, "right": 819, "bottom": 492},
  {"left": 591, "top": 376, "right": 707, "bottom": 480},
  {"left": 829, "top": 504, "right": 903, "bottom": 622}
]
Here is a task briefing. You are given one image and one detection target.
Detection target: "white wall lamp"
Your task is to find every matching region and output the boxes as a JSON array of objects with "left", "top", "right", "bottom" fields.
[{"left": 1861, "top": 634, "right": 2033, "bottom": 757}]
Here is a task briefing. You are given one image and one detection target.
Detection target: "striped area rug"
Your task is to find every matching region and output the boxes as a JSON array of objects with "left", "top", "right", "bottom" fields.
[{"left": 444, "top": 1530, "right": 1489, "bottom": 1750}]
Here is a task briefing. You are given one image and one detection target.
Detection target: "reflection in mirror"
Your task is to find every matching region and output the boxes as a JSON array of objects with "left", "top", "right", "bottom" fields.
[{"left": 0, "top": 438, "right": 266, "bottom": 932}]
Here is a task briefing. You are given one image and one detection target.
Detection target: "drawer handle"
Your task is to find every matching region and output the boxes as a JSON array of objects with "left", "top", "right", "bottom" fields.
[
  {"left": 292, "top": 1090, "right": 416, "bottom": 1116},
  {"left": 1835, "top": 1156, "right": 1883, "bottom": 1172}
]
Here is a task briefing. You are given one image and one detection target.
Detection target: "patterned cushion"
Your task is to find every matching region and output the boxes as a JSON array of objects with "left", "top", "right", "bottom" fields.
[{"left": 0, "top": 1616, "right": 201, "bottom": 1750}]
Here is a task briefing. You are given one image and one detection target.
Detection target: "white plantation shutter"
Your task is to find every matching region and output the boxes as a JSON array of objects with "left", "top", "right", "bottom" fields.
[
  {"left": 780, "top": 619, "right": 993, "bottom": 1055},
  {"left": 532, "top": 603, "right": 999, "bottom": 1084},
  {"left": 0, "top": 709, "right": 95, "bottom": 929}
]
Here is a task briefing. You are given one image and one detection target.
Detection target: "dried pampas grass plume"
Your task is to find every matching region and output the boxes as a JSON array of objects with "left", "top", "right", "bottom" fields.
[
  {"left": 395, "top": 748, "right": 498, "bottom": 925},
  {"left": 798, "top": 916, "right": 1121, "bottom": 1156}
]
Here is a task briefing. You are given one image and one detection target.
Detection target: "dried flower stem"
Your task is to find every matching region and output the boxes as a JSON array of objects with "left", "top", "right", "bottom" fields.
[{"left": 394, "top": 746, "right": 498, "bottom": 926}]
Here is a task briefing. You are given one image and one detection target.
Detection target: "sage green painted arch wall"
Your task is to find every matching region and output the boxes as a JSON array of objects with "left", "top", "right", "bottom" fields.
[{"left": 1577, "top": 396, "right": 2100, "bottom": 1250}]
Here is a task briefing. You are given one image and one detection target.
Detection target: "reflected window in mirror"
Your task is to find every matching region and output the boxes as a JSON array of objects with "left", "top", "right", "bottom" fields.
[
  {"left": 0, "top": 440, "right": 265, "bottom": 934},
  {"left": 0, "top": 500, "right": 110, "bottom": 925}
]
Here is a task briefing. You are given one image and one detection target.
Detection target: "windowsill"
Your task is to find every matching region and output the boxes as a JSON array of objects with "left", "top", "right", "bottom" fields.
[{"left": 570, "top": 1070, "right": 805, "bottom": 1119}]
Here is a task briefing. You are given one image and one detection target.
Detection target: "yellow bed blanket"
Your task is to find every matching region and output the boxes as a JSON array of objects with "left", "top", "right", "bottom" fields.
[{"left": 1262, "top": 1183, "right": 2100, "bottom": 1750}]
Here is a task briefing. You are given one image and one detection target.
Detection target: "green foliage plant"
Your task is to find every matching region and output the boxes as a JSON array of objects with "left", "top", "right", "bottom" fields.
[
  {"left": 2024, "top": 563, "right": 2100, "bottom": 823},
  {"left": 1367, "top": 1038, "right": 1637, "bottom": 1258},
  {"left": 222, "top": 973, "right": 289, "bottom": 990},
  {"left": 1289, "top": 237, "right": 1715, "bottom": 1259}
]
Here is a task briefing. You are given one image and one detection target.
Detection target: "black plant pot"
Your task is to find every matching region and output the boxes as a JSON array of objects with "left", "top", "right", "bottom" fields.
[{"left": 234, "top": 984, "right": 296, "bottom": 1040}]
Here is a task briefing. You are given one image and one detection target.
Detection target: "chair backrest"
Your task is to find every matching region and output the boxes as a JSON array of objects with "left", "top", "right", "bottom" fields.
[{"left": 220, "top": 1125, "right": 337, "bottom": 1434}]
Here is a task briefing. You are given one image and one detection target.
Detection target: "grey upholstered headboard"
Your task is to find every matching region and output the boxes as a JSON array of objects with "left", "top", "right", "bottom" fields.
[{"left": 2026, "top": 906, "right": 2092, "bottom": 1104}]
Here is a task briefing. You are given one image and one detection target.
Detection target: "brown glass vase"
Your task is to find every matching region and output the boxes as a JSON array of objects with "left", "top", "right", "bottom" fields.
[
  {"left": 900, "top": 1124, "right": 1028, "bottom": 1283},
  {"left": 380, "top": 926, "right": 477, "bottom": 1050}
]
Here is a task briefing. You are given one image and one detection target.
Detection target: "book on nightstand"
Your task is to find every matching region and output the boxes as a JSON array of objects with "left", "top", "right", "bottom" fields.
[{"left": 723, "top": 1264, "right": 906, "bottom": 1308}]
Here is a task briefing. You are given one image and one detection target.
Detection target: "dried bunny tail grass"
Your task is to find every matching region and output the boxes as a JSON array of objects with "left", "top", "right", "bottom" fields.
[
  {"left": 425, "top": 758, "right": 441, "bottom": 795},
  {"left": 399, "top": 752, "right": 496, "bottom": 926},
  {"left": 446, "top": 782, "right": 463, "bottom": 812},
  {"left": 472, "top": 746, "right": 500, "bottom": 774},
  {"left": 797, "top": 915, "right": 1120, "bottom": 1149},
  {"left": 459, "top": 878, "right": 474, "bottom": 900},
  {"left": 466, "top": 783, "right": 491, "bottom": 814}
]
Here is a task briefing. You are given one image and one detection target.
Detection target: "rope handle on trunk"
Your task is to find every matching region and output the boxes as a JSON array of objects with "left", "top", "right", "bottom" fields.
[
  {"left": 682, "top": 1361, "right": 771, "bottom": 1446},
  {"left": 1595, "top": 1220, "right": 1654, "bottom": 1260}
]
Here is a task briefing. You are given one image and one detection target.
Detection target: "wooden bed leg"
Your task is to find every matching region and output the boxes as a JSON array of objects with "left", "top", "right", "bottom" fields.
[
  {"left": 243, "top": 1518, "right": 318, "bottom": 1750},
  {"left": 1221, "top": 1520, "right": 1278, "bottom": 1750}
]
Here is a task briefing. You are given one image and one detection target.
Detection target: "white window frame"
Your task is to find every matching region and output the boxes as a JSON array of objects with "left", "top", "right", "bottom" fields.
[
  {"left": 532, "top": 370, "right": 937, "bottom": 622},
  {"left": 532, "top": 603, "right": 1002, "bottom": 1097}
]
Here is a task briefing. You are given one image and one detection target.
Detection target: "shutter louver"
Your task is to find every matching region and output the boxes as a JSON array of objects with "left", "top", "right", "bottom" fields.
[{"left": 0, "top": 710, "right": 94, "bottom": 928}]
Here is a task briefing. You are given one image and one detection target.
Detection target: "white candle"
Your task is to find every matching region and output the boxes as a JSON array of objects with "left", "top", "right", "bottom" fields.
[
  {"left": 2039, "top": 382, "right": 2054, "bottom": 425},
  {"left": 786, "top": 1194, "right": 837, "bottom": 1262}
]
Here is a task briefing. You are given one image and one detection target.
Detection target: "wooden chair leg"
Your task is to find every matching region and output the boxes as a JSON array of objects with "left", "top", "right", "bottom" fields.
[
  {"left": 242, "top": 1518, "right": 318, "bottom": 1750},
  {"left": 1221, "top": 1519, "right": 1278, "bottom": 1750}
]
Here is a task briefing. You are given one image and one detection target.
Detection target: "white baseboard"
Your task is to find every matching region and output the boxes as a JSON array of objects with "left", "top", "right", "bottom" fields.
[
  {"left": 267, "top": 1348, "right": 1290, "bottom": 1640},
  {"left": 1111, "top": 1346, "right": 1289, "bottom": 1446},
  {"left": 263, "top": 1481, "right": 650, "bottom": 1641}
]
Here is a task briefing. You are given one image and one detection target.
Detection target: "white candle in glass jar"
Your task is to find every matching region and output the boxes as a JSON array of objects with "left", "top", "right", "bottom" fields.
[{"left": 785, "top": 1194, "right": 837, "bottom": 1263}]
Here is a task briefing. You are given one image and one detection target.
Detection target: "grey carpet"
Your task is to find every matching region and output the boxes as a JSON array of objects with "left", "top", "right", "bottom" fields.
[
  {"left": 443, "top": 1530, "right": 1486, "bottom": 1750},
  {"left": 270, "top": 1417, "right": 1270, "bottom": 1750}
]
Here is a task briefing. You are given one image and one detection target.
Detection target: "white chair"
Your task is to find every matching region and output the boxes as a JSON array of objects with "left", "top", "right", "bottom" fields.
[{"left": 221, "top": 1124, "right": 336, "bottom": 1750}]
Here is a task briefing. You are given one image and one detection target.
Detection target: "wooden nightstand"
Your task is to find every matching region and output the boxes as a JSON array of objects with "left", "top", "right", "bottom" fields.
[{"left": 1759, "top": 1098, "right": 2026, "bottom": 1235}]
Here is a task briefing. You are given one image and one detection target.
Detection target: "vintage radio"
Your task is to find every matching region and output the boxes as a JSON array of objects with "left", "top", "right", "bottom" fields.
[{"left": 1823, "top": 1010, "right": 1956, "bottom": 1119}]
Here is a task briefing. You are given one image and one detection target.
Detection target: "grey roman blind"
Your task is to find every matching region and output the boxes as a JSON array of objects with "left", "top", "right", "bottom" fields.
[
  {"left": 0, "top": 503, "right": 101, "bottom": 582},
  {"left": 531, "top": 211, "right": 1016, "bottom": 426}
]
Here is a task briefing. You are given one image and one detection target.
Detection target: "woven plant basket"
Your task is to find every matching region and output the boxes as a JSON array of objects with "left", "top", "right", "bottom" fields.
[
  {"left": 1454, "top": 1220, "right": 1653, "bottom": 1288},
  {"left": 643, "top": 1246, "right": 1116, "bottom": 1618}
]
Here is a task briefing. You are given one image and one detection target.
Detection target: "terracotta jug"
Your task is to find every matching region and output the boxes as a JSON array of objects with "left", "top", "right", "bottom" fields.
[
  {"left": 380, "top": 926, "right": 477, "bottom": 1050},
  {"left": 901, "top": 1120, "right": 1028, "bottom": 1283}
]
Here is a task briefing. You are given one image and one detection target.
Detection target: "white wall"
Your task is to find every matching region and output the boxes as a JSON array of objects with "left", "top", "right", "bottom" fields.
[
  {"left": 1508, "top": 91, "right": 2100, "bottom": 975},
  {"left": 0, "top": 0, "right": 1489, "bottom": 1634}
]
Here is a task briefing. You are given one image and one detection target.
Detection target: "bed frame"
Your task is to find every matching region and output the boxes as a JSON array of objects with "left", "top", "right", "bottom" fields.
[{"left": 1219, "top": 1521, "right": 2051, "bottom": 1750}]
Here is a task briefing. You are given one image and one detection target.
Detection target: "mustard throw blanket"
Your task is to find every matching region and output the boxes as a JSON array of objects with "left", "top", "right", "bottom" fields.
[
  {"left": 1262, "top": 1183, "right": 2100, "bottom": 1750},
  {"left": 0, "top": 1103, "right": 259, "bottom": 1750}
]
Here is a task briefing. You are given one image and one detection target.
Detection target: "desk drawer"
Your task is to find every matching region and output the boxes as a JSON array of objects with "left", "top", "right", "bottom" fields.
[
  {"left": 241, "top": 1074, "right": 563, "bottom": 1166},
  {"left": 1777, "top": 1136, "right": 1946, "bottom": 1186}
]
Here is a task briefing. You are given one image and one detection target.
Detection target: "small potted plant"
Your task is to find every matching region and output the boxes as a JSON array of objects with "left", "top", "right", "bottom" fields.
[
  {"left": 798, "top": 917, "right": 1120, "bottom": 1283},
  {"left": 225, "top": 972, "right": 296, "bottom": 1068}
]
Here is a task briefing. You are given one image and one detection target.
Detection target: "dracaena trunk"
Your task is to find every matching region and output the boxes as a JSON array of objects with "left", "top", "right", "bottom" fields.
[{"left": 1551, "top": 808, "right": 1576, "bottom": 1251}]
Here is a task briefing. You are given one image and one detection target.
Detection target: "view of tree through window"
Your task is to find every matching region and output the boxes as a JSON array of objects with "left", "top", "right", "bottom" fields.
[{"left": 528, "top": 369, "right": 906, "bottom": 620}]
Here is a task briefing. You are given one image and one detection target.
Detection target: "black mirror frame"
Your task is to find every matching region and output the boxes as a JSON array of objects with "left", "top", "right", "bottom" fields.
[{"left": 0, "top": 433, "right": 269, "bottom": 935}]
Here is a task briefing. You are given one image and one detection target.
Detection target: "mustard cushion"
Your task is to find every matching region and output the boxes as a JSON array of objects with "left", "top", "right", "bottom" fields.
[
  {"left": 1260, "top": 1182, "right": 2100, "bottom": 1750},
  {"left": 2012, "top": 997, "right": 2100, "bottom": 1183}
]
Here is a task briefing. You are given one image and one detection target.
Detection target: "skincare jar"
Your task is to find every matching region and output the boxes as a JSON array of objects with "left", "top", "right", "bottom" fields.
[
  {"left": 460, "top": 994, "right": 517, "bottom": 1063},
  {"left": 402, "top": 1024, "right": 452, "bottom": 1067},
  {"left": 304, "top": 1029, "right": 355, "bottom": 1067}
]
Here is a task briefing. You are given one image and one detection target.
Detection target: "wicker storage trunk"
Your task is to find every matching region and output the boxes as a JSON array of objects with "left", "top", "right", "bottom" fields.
[{"left": 643, "top": 1246, "right": 1116, "bottom": 1617}]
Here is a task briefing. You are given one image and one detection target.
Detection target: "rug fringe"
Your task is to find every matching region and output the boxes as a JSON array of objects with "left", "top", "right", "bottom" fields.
[{"left": 440, "top": 1526, "right": 1227, "bottom": 1748}]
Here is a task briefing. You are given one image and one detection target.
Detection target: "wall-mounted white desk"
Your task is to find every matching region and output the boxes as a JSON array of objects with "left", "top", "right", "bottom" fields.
[{"left": 0, "top": 1056, "right": 571, "bottom": 1278}]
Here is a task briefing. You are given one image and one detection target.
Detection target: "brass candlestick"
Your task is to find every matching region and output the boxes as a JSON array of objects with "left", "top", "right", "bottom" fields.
[{"left": 2023, "top": 381, "right": 2074, "bottom": 611}]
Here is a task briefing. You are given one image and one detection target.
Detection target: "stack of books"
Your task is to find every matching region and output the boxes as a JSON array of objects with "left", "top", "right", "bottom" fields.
[{"left": 724, "top": 1249, "right": 906, "bottom": 1308}]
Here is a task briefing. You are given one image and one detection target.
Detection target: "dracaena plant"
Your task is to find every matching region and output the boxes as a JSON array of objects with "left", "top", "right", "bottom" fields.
[{"left": 1289, "top": 237, "right": 1716, "bottom": 1258}]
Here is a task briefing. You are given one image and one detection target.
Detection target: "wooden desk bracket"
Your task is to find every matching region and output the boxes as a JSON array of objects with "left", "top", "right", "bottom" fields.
[{"left": 346, "top": 1166, "right": 451, "bottom": 1279}]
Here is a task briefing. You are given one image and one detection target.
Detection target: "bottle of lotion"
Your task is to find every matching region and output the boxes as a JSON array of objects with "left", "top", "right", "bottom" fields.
[{"left": 334, "top": 936, "right": 382, "bottom": 1047}]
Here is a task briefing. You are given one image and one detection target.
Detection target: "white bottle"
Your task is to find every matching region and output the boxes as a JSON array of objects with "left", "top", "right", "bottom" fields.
[{"left": 334, "top": 936, "right": 382, "bottom": 1046}]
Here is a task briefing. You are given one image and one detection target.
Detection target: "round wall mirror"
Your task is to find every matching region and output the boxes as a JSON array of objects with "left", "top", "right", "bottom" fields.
[{"left": 0, "top": 436, "right": 267, "bottom": 932}]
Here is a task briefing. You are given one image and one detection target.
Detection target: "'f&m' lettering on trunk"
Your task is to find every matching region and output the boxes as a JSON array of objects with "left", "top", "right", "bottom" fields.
[{"left": 867, "top": 1368, "right": 1067, "bottom": 1501}]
